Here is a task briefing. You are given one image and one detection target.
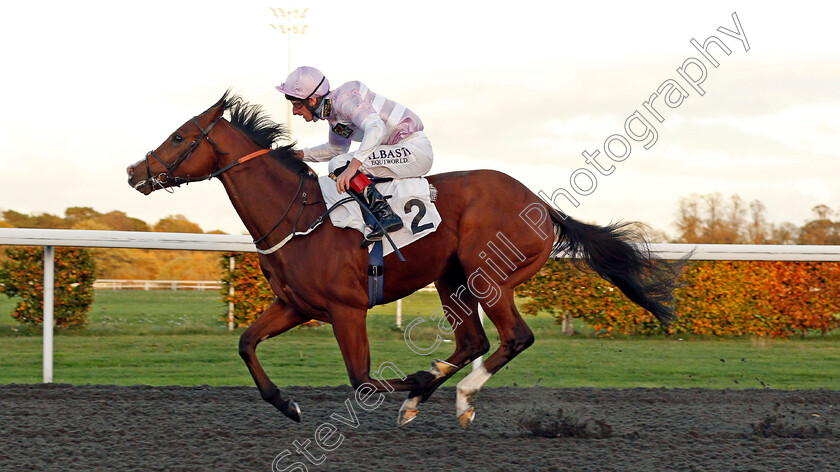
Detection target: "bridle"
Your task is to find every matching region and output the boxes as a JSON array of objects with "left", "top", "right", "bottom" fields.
[
  {"left": 136, "top": 113, "right": 321, "bottom": 254},
  {"left": 137, "top": 115, "right": 230, "bottom": 193},
  {"left": 139, "top": 114, "right": 285, "bottom": 192}
]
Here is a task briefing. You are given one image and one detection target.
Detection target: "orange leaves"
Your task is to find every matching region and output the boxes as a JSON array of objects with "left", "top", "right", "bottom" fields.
[
  {"left": 220, "top": 252, "right": 323, "bottom": 328},
  {"left": 518, "top": 260, "right": 658, "bottom": 336},
  {"left": 0, "top": 247, "right": 96, "bottom": 328},
  {"left": 517, "top": 259, "right": 840, "bottom": 337},
  {"left": 219, "top": 252, "right": 275, "bottom": 328},
  {"left": 678, "top": 261, "right": 840, "bottom": 337},
  {"left": 222, "top": 252, "right": 840, "bottom": 336},
  {"left": 765, "top": 261, "right": 840, "bottom": 334}
]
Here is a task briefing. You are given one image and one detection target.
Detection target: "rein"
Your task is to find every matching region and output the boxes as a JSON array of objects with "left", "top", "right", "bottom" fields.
[
  {"left": 253, "top": 176, "right": 306, "bottom": 248},
  {"left": 255, "top": 196, "right": 354, "bottom": 255}
]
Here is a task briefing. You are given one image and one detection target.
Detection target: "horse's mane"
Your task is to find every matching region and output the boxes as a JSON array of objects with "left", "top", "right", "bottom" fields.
[{"left": 217, "top": 90, "right": 315, "bottom": 178}]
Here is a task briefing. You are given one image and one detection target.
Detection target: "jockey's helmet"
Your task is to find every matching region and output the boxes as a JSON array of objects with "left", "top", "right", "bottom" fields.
[{"left": 275, "top": 66, "right": 330, "bottom": 100}]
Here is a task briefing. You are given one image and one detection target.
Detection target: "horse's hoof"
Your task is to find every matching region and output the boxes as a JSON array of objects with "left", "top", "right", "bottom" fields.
[
  {"left": 285, "top": 401, "right": 302, "bottom": 422},
  {"left": 397, "top": 408, "right": 419, "bottom": 427},
  {"left": 430, "top": 359, "right": 457, "bottom": 379},
  {"left": 458, "top": 406, "right": 475, "bottom": 429},
  {"left": 398, "top": 395, "right": 421, "bottom": 427}
]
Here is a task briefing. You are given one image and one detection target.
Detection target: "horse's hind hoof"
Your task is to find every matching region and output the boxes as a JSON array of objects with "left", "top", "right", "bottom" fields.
[
  {"left": 430, "top": 359, "right": 457, "bottom": 379},
  {"left": 458, "top": 406, "right": 475, "bottom": 430}
]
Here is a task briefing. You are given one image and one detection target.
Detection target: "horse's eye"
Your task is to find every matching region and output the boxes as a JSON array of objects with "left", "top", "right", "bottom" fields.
[{"left": 173, "top": 135, "right": 184, "bottom": 143}]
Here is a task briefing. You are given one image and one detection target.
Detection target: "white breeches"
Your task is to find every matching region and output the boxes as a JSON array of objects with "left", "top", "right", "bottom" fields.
[{"left": 328, "top": 132, "right": 433, "bottom": 179}]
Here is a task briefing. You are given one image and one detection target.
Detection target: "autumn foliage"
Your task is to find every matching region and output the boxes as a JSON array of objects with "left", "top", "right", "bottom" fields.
[
  {"left": 1, "top": 208, "right": 222, "bottom": 328},
  {"left": 679, "top": 261, "right": 840, "bottom": 336},
  {"left": 219, "top": 252, "right": 323, "bottom": 328},
  {"left": 0, "top": 247, "right": 96, "bottom": 328},
  {"left": 518, "top": 194, "right": 840, "bottom": 337},
  {"left": 219, "top": 252, "right": 275, "bottom": 327},
  {"left": 517, "top": 258, "right": 840, "bottom": 337}
]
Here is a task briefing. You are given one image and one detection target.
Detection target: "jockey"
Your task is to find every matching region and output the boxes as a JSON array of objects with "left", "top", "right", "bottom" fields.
[{"left": 276, "top": 66, "right": 434, "bottom": 245}]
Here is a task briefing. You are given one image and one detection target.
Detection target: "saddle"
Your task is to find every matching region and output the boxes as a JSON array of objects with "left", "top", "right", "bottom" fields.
[
  {"left": 316, "top": 175, "right": 441, "bottom": 257},
  {"left": 316, "top": 175, "right": 441, "bottom": 307}
]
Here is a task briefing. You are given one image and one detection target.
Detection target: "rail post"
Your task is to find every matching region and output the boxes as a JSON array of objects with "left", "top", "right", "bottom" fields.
[
  {"left": 43, "top": 245, "right": 54, "bottom": 383},
  {"left": 228, "top": 256, "right": 235, "bottom": 331}
]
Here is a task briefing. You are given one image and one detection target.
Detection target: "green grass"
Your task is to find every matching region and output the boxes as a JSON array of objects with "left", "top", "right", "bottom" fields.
[
  {"left": 1, "top": 290, "right": 839, "bottom": 389},
  {"left": 0, "top": 290, "right": 230, "bottom": 336}
]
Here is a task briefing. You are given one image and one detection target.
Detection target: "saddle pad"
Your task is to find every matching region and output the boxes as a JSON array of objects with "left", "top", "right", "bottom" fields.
[{"left": 317, "top": 175, "right": 441, "bottom": 257}]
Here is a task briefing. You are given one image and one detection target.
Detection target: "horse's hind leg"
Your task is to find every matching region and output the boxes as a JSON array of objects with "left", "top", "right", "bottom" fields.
[
  {"left": 398, "top": 268, "right": 490, "bottom": 426},
  {"left": 329, "top": 307, "right": 433, "bottom": 394},
  {"left": 239, "top": 297, "right": 309, "bottom": 421},
  {"left": 455, "top": 289, "right": 534, "bottom": 429}
]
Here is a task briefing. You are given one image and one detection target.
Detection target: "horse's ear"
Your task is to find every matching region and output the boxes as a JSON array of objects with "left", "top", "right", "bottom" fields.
[{"left": 204, "top": 89, "right": 231, "bottom": 119}]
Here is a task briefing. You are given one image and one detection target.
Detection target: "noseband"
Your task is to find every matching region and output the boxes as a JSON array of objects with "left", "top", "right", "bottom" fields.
[{"left": 139, "top": 115, "right": 227, "bottom": 192}]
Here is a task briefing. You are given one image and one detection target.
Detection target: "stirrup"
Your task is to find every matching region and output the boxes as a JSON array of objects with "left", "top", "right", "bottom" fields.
[
  {"left": 362, "top": 229, "right": 384, "bottom": 247},
  {"left": 361, "top": 210, "right": 401, "bottom": 247}
]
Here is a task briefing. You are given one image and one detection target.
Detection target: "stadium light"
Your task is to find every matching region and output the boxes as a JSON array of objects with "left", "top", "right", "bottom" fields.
[{"left": 270, "top": 7, "right": 309, "bottom": 139}]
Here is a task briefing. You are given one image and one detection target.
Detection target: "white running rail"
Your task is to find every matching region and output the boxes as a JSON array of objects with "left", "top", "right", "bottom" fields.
[
  {"left": 93, "top": 279, "right": 222, "bottom": 291},
  {"left": 2, "top": 227, "right": 840, "bottom": 383}
]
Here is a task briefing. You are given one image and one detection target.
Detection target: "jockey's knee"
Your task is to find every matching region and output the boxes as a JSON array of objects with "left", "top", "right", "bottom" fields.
[{"left": 328, "top": 158, "right": 351, "bottom": 175}]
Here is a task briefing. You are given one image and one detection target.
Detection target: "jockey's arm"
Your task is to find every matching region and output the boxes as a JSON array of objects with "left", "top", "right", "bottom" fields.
[
  {"left": 300, "top": 132, "right": 351, "bottom": 162},
  {"left": 351, "top": 114, "right": 386, "bottom": 164},
  {"left": 335, "top": 114, "right": 386, "bottom": 193}
]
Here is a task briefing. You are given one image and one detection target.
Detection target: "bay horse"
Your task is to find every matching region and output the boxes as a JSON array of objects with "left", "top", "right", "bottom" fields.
[{"left": 126, "top": 91, "right": 681, "bottom": 428}]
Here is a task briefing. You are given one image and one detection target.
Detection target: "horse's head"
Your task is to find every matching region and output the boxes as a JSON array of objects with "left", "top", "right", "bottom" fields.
[{"left": 127, "top": 97, "right": 228, "bottom": 195}]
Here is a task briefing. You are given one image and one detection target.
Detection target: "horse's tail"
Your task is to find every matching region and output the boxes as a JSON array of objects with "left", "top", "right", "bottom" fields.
[{"left": 547, "top": 208, "right": 683, "bottom": 327}]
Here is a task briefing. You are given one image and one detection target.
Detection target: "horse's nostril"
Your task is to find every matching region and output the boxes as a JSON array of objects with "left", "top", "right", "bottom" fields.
[{"left": 127, "top": 166, "right": 134, "bottom": 177}]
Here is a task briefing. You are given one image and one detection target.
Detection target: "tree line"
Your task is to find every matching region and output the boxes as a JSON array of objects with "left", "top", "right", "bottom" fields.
[
  {"left": 672, "top": 193, "right": 839, "bottom": 245},
  {"left": 0, "top": 207, "right": 223, "bottom": 280}
]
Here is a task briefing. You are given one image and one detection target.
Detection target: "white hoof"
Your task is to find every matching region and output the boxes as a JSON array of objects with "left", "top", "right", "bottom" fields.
[
  {"left": 458, "top": 406, "right": 475, "bottom": 429},
  {"left": 455, "top": 365, "right": 491, "bottom": 429},
  {"left": 397, "top": 395, "right": 422, "bottom": 427}
]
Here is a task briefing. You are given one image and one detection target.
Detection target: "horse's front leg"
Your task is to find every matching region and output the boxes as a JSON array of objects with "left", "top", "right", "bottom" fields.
[{"left": 239, "top": 297, "right": 309, "bottom": 421}]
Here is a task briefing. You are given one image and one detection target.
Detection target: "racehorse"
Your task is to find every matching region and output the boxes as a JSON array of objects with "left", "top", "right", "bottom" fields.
[{"left": 126, "top": 91, "right": 682, "bottom": 428}]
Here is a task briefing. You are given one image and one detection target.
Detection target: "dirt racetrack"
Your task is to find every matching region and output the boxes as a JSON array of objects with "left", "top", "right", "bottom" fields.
[{"left": 1, "top": 384, "right": 839, "bottom": 472}]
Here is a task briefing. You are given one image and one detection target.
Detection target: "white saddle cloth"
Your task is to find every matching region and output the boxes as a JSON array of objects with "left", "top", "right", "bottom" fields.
[{"left": 317, "top": 175, "right": 441, "bottom": 257}]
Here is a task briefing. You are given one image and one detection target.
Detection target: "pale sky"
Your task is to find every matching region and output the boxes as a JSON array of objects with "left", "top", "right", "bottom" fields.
[{"left": 1, "top": 1, "right": 839, "bottom": 238}]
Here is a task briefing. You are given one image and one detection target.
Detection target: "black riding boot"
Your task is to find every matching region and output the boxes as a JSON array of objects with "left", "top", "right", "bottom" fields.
[{"left": 350, "top": 183, "right": 404, "bottom": 245}]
